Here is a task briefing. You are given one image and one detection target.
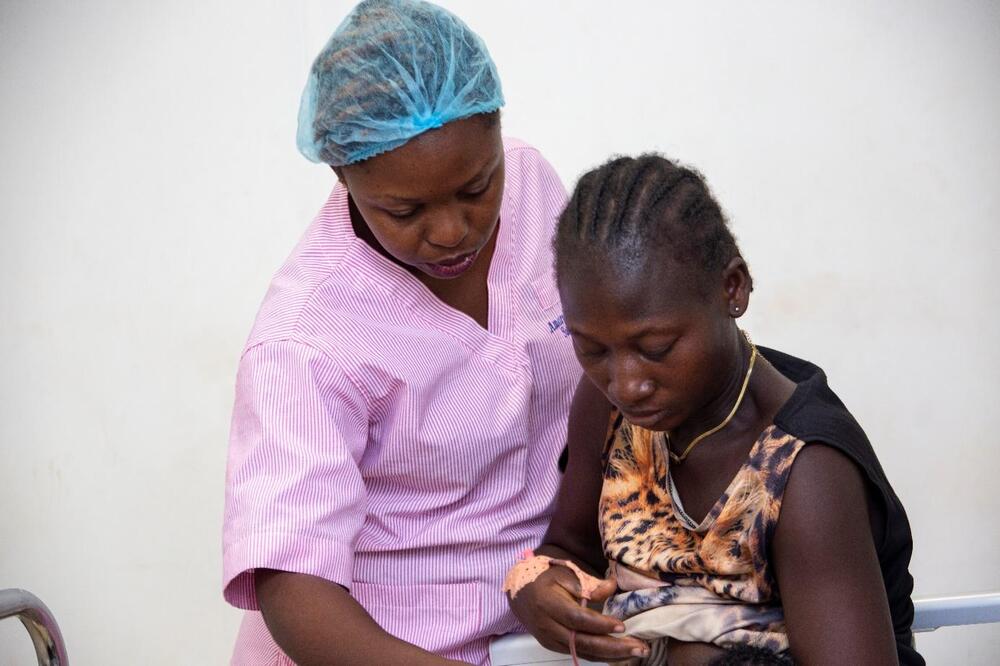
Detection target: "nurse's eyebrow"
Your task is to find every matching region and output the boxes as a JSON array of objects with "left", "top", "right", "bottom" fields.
[
  {"left": 378, "top": 172, "right": 494, "bottom": 204},
  {"left": 376, "top": 166, "right": 495, "bottom": 204}
]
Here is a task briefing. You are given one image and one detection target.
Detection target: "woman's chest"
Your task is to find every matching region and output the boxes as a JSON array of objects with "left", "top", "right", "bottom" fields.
[{"left": 599, "top": 425, "right": 802, "bottom": 585}]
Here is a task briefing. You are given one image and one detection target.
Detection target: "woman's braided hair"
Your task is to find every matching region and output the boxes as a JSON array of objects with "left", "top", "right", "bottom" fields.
[{"left": 555, "top": 154, "right": 742, "bottom": 294}]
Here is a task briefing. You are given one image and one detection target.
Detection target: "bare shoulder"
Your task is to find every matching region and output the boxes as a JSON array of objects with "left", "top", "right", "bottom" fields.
[
  {"left": 786, "top": 444, "right": 866, "bottom": 506},
  {"left": 775, "top": 443, "right": 872, "bottom": 553}
]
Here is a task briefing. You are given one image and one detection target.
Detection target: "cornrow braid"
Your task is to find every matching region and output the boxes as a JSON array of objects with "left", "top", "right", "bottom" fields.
[{"left": 556, "top": 154, "right": 742, "bottom": 293}]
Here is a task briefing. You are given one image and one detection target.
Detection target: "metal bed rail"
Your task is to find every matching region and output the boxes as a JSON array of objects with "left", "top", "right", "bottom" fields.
[{"left": 911, "top": 592, "right": 1000, "bottom": 633}]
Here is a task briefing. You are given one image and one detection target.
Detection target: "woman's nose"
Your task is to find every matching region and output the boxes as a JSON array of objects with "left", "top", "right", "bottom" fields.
[
  {"left": 607, "top": 359, "right": 655, "bottom": 408},
  {"left": 426, "top": 210, "right": 468, "bottom": 249}
]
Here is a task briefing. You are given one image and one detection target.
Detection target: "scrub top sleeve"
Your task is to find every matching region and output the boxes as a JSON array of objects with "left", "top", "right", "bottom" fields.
[{"left": 222, "top": 339, "right": 370, "bottom": 610}]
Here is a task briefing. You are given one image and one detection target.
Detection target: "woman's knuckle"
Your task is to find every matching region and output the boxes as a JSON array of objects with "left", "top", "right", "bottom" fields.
[
  {"left": 568, "top": 605, "right": 591, "bottom": 626},
  {"left": 536, "top": 630, "right": 565, "bottom": 653}
]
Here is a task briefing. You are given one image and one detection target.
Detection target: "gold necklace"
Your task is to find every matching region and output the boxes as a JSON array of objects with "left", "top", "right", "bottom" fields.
[{"left": 667, "top": 332, "right": 758, "bottom": 465}]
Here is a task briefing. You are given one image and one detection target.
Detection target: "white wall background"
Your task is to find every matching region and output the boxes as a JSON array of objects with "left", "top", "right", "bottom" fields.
[{"left": 1, "top": 1, "right": 997, "bottom": 663}]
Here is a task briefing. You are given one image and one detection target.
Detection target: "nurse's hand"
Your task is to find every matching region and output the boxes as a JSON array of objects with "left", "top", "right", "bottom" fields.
[
  {"left": 508, "top": 565, "right": 650, "bottom": 663},
  {"left": 257, "top": 569, "right": 475, "bottom": 666}
]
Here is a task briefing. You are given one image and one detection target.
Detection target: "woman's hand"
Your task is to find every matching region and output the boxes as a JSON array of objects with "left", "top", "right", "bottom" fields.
[
  {"left": 509, "top": 565, "right": 649, "bottom": 663},
  {"left": 506, "top": 378, "right": 648, "bottom": 662}
]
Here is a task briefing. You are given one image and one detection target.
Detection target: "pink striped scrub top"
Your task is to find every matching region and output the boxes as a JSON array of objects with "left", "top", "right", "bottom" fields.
[{"left": 222, "top": 138, "right": 582, "bottom": 664}]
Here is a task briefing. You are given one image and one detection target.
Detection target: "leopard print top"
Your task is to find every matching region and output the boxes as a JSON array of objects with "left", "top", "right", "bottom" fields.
[{"left": 600, "top": 411, "right": 806, "bottom": 606}]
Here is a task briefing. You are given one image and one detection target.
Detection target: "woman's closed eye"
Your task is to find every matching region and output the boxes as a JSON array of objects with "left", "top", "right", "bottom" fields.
[
  {"left": 639, "top": 341, "right": 675, "bottom": 361},
  {"left": 571, "top": 338, "right": 606, "bottom": 360},
  {"left": 384, "top": 206, "right": 419, "bottom": 219}
]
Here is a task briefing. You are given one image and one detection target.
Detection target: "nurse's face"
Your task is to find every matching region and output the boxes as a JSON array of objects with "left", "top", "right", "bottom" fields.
[{"left": 338, "top": 114, "right": 505, "bottom": 280}]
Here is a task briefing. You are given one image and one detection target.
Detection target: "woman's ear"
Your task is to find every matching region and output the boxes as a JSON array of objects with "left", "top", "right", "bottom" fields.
[{"left": 722, "top": 256, "right": 752, "bottom": 318}]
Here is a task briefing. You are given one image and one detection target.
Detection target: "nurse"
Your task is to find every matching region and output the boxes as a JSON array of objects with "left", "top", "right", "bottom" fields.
[{"left": 221, "top": 1, "right": 579, "bottom": 664}]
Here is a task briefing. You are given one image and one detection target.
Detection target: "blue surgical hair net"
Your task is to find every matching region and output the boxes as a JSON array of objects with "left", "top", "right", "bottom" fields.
[{"left": 296, "top": 0, "right": 505, "bottom": 166}]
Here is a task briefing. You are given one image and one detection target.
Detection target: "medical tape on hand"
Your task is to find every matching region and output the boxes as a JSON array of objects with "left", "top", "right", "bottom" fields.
[
  {"left": 502, "top": 549, "right": 604, "bottom": 600},
  {"left": 502, "top": 549, "right": 607, "bottom": 666}
]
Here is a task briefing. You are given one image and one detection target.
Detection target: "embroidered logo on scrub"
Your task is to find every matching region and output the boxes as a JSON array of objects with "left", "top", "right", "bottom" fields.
[{"left": 547, "top": 314, "right": 570, "bottom": 337}]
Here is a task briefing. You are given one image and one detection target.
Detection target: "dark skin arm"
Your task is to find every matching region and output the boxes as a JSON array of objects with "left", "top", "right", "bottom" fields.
[
  {"left": 666, "top": 445, "right": 898, "bottom": 666},
  {"left": 772, "top": 444, "right": 898, "bottom": 665},
  {"left": 255, "top": 570, "right": 469, "bottom": 666},
  {"left": 509, "top": 377, "right": 650, "bottom": 662}
]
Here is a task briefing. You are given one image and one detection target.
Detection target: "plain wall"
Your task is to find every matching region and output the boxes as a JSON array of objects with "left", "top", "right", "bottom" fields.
[{"left": 1, "top": 1, "right": 998, "bottom": 663}]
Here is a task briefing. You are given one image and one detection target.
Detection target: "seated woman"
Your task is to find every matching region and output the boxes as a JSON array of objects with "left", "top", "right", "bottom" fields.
[{"left": 506, "top": 155, "right": 923, "bottom": 665}]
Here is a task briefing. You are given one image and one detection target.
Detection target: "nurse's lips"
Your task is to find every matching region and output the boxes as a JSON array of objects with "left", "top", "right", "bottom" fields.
[{"left": 422, "top": 250, "right": 479, "bottom": 278}]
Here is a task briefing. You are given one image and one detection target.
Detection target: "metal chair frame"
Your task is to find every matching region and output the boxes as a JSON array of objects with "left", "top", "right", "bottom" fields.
[{"left": 0, "top": 588, "right": 69, "bottom": 666}]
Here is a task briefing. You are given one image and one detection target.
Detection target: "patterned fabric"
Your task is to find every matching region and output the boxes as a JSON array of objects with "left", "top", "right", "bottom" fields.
[
  {"left": 222, "top": 139, "right": 579, "bottom": 664},
  {"left": 599, "top": 412, "right": 806, "bottom": 654}
]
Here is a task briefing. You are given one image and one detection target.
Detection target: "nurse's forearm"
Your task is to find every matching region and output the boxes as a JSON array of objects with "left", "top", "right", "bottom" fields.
[{"left": 255, "top": 569, "right": 469, "bottom": 666}]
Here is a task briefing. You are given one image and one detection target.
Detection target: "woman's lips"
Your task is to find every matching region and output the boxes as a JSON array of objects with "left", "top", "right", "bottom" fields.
[
  {"left": 622, "top": 407, "right": 669, "bottom": 429},
  {"left": 422, "top": 250, "right": 479, "bottom": 278}
]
